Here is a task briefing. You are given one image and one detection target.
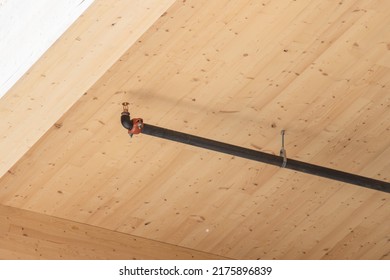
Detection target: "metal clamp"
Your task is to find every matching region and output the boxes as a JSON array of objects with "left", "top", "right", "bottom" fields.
[
  {"left": 280, "top": 129, "right": 287, "bottom": 168},
  {"left": 129, "top": 118, "right": 144, "bottom": 137}
]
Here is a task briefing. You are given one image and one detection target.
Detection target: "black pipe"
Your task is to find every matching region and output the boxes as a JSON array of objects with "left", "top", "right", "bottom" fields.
[
  {"left": 121, "top": 112, "right": 132, "bottom": 130},
  {"left": 140, "top": 123, "right": 390, "bottom": 193}
]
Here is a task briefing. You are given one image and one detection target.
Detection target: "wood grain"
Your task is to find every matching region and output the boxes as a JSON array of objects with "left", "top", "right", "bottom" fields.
[
  {"left": 0, "top": 0, "right": 389, "bottom": 259},
  {"left": 0, "top": 204, "right": 227, "bottom": 259},
  {"left": 0, "top": 0, "right": 175, "bottom": 177}
]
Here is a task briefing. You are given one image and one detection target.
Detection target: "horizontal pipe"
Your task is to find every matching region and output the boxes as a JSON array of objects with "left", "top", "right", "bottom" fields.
[{"left": 141, "top": 123, "right": 390, "bottom": 194}]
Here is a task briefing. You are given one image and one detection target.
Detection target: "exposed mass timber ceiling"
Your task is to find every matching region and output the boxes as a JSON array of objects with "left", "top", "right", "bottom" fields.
[
  {"left": 0, "top": 0, "right": 176, "bottom": 178},
  {"left": 0, "top": 0, "right": 389, "bottom": 259}
]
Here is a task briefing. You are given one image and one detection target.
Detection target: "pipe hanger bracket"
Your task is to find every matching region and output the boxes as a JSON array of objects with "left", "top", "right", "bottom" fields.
[{"left": 280, "top": 129, "right": 287, "bottom": 168}]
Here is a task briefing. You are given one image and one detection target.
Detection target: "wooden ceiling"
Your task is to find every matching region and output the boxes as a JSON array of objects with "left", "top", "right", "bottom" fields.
[{"left": 1, "top": 0, "right": 389, "bottom": 259}]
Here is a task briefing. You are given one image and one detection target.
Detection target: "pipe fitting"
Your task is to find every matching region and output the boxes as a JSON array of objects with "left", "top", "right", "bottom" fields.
[
  {"left": 121, "top": 102, "right": 132, "bottom": 130},
  {"left": 121, "top": 111, "right": 132, "bottom": 130}
]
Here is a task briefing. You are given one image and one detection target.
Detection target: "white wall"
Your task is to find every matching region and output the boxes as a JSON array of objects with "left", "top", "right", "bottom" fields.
[{"left": 0, "top": 0, "right": 94, "bottom": 99}]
